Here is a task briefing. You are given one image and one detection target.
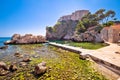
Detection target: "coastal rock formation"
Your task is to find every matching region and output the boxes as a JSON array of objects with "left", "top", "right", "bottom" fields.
[
  {"left": 4, "top": 34, "right": 46, "bottom": 44},
  {"left": 46, "top": 10, "right": 89, "bottom": 40},
  {"left": 46, "top": 20, "right": 78, "bottom": 40},
  {"left": 46, "top": 10, "right": 104, "bottom": 42}
]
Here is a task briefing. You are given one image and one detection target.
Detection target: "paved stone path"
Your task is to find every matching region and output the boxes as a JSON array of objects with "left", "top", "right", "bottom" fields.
[{"left": 49, "top": 42, "right": 120, "bottom": 73}]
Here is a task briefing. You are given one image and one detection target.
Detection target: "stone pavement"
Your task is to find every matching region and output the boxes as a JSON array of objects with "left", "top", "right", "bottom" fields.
[{"left": 49, "top": 42, "right": 120, "bottom": 79}]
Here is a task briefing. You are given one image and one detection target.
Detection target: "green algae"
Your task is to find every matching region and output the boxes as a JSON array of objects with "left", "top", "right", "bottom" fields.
[{"left": 0, "top": 44, "right": 107, "bottom": 80}]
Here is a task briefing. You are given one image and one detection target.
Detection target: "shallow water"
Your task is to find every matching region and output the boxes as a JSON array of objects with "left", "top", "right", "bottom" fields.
[
  {"left": 0, "top": 37, "right": 11, "bottom": 46},
  {"left": 0, "top": 44, "right": 107, "bottom": 80}
]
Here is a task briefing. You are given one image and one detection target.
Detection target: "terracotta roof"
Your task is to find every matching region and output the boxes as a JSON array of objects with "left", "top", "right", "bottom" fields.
[{"left": 111, "top": 24, "right": 120, "bottom": 29}]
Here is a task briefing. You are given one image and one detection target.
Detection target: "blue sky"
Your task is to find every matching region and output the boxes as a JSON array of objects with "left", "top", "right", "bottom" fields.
[{"left": 0, "top": 0, "right": 120, "bottom": 37}]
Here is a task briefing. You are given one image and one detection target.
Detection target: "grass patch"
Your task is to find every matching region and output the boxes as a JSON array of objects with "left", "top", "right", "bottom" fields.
[
  {"left": 69, "top": 42, "right": 108, "bottom": 50},
  {"left": 50, "top": 40, "right": 108, "bottom": 50}
]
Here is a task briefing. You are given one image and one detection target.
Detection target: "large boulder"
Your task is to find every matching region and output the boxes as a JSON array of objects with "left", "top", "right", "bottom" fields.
[
  {"left": 4, "top": 34, "right": 46, "bottom": 44},
  {"left": 34, "top": 62, "right": 47, "bottom": 75}
]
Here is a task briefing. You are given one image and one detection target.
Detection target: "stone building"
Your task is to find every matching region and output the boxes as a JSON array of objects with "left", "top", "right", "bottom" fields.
[
  {"left": 58, "top": 10, "right": 89, "bottom": 21},
  {"left": 101, "top": 24, "right": 120, "bottom": 43}
]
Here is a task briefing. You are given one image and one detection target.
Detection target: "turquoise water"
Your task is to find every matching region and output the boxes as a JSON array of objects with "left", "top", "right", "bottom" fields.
[{"left": 0, "top": 37, "right": 11, "bottom": 46}]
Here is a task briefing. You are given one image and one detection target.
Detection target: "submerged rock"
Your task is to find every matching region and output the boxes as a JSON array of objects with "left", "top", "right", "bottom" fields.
[
  {"left": 14, "top": 52, "right": 23, "bottom": 58},
  {"left": 0, "top": 45, "right": 8, "bottom": 50},
  {"left": 34, "top": 62, "right": 47, "bottom": 75},
  {"left": 9, "top": 64, "right": 17, "bottom": 72}
]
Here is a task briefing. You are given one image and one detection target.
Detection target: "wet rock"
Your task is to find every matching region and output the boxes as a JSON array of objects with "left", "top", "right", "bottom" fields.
[
  {"left": 14, "top": 52, "right": 23, "bottom": 58},
  {"left": 22, "top": 57, "right": 31, "bottom": 62},
  {"left": 9, "top": 64, "right": 17, "bottom": 72},
  {"left": 0, "top": 68, "right": 9, "bottom": 76},
  {"left": 34, "top": 62, "right": 47, "bottom": 75},
  {"left": 19, "top": 62, "right": 27, "bottom": 67},
  {"left": 0, "top": 61, "right": 8, "bottom": 70},
  {"left": 0, "top": 45, "right": 8, "bottom": 50}
]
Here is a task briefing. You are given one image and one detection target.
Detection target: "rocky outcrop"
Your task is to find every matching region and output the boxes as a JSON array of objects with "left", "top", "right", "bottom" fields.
[
  {"left": 46, "top": 10, "right": 89, "bottom": 40},
  {"left": 4, "top": 34, "right": 46, "bottom": 44},
  {"left": 58, "top": 10, "right": 89, "bottom": 21},
  {"left": 46, "top": 20, "right": 78, "bottom": 40},
  {"left": 46, "top": 10, "right": 104, "bottom": 42}
]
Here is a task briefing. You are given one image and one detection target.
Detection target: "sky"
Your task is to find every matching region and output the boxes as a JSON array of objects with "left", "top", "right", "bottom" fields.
[{"left": 0, "top": 0, "right": 120, "bottom": 37}]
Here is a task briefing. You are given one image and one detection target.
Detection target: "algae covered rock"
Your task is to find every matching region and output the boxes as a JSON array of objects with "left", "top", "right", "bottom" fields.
[{"left": 34, "top": 62, "right": 47, "bottom": 75}]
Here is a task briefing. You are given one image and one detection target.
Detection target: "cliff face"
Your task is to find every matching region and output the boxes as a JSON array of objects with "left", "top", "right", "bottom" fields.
[
  {"left": 58, "top": 10, "right": 89, "bottom": 21},
  {"left": 46, "top": 20, "right": 78, "bottom": 40},
  {"left": 46, "top": 10, "right": 89, "bottom": 40}
]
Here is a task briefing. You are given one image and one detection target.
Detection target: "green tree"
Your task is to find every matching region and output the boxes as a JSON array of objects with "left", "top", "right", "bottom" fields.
[{"left": 105, "top": 10, "right": 115, "bottom": 23}]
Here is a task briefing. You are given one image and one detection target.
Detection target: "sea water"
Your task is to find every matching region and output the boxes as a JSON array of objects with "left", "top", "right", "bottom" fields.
[{"left": 0, "top": 37, "right": 11, "bottom": 46}]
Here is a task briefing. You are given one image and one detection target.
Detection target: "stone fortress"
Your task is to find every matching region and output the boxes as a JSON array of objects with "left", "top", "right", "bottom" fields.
[{"left": 58, "top": 10, "right": 89, "bottom": 21}]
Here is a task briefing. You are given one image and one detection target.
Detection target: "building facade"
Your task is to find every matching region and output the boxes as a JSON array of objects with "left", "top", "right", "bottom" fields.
[{"left": 101, "top": 24, "right": 120, "bottom": 43}]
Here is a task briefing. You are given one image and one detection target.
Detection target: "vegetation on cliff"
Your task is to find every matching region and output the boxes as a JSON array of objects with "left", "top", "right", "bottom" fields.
[
  {"left": 76, "top": 9, "right": 117, "bottom": 34},
  {"left": 76, "top": 9, "right": 116, "bottom": 34},
  {"left": 46, "top": 9, "right": 120, "bottom": 42}
]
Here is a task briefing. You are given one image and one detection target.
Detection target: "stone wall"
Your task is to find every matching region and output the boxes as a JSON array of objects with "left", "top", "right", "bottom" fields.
[{"left": 58, "top": 10, "right": 89, "bottom": 21}]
